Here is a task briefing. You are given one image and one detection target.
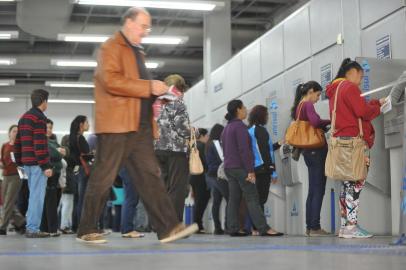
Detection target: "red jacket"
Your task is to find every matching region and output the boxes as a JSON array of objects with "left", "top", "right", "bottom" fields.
[{"left": 326, "top": 79, "right": 381, "bottom": 148}]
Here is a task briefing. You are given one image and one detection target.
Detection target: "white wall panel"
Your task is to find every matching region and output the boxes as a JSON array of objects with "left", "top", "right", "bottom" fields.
[
  {"left": 261, "top": 25, "right": 284, "bottom": 82},
  {"left": 361, "top": 9, "right": 406, "bottom": 59},
  {"left": 241, "top": 42, "right": 262, "bottom": 93},
  {"left": 284, "top": 7, "right": 311, "bottom": 68},
  {"left": 310, "top": 0, "right": 342, "bottom": 54},
  {"left": 359, "top": 0, "right": 405, "bottom": 29},
  {"left": 189, "top": 80, "right": 206, "bottom": 122},
  {"left": 210, "top": 55, "right": 242, "bottom": 110}
]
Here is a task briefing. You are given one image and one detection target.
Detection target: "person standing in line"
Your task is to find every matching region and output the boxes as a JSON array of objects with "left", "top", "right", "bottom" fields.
[
  {"left": 326, "top": 58, "right": 385, "bottom": 239},
  {"left": 154, "top": 74, "right": 191, "bottom": 222},
  {"left": 76, "top": 7, "right": 197, "bottom": 244},
  {"left": 189, "top": 128, "right": 211, "bottom": 233},
  {"left": 205, "top": 124, "right": 229, "bottom": 235},
  {"left": 14, "top": 89, "right": 53, "bottom": 238},
  {"left": 290, "top": 81, "right": 331, "bottom": 236},
  {"left": 221, "top": 100, "right": 283, "bottom": 237},
  {"left": 40, "top": 119, "right": 66, "bottom": 237},
  {"left": 0, "top": 125, "right": 25, "bottom": 235},
  {"left": 69, "top": 115, "right": 92, "bottom": 229},
  {"left": 247, "top": 105, "right": 282, "bottom": 235}
]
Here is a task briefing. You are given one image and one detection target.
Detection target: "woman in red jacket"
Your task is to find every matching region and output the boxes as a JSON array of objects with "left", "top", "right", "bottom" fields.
[{"left": 326, "top": 58, "right": 385, "bottom": 239}]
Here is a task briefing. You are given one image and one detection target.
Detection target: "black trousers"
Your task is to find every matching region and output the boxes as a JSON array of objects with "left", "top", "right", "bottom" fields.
[
  {"left": 155, "top": 150, "right": 190, "bottom": 222},
  {"left": 41, "top": 173, "right": 61, "bottom": 233},
  {"left": 255, "top": 172, "right": 271, "bottom": 211},
  {"left": 190, "top": 174, "right": 210, "bottom": 230},
  {"left": 77, "top": 127, "right": 180, "bottom": 239}
]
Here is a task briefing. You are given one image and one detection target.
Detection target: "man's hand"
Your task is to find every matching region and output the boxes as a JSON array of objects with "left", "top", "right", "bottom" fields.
[
  {"left": 151, "top": 80, "right": 169, "bottom": 96},
  {"left": 58, "top": 147, "right": 66, "bottom": 157},
  {"left": 246, "top": 172, "right": 256, "bottom": 184},
  {"left": 44, "top": 169, "right": 53, "bottom": 178},
  {"left": 379, "top": 97, "right": 387, "bottom": 105}
]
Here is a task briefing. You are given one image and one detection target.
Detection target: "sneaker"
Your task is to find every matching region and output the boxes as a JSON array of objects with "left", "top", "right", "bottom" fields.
[
  {"left": 309, "top": 229, "right": 331, "bottom": 237},
  {"left": 338, "top": 227, "right": 344, "bottom": 238},
  {"left": 50, "top": 232, "right": 61, "bottom": 237},
  {"left": 305, "top": 229, "right": 310, "bottom": 237},
  {"left": 76, "top": 233, "right": 107, "bottom": 244},
  {"left": 122, "top": 231, "right": 145, "bottom": 238},
  {"left": 160, "top": 223, "right": 199, "bottom": 244},
  {"left": 342, "top": 225, "right": 373, "bottom": 239},
  {"left": 0, "top": 229, "right": 7, "bottom": 236},
  {"left": 25, "top": 231, "right": 50, "bottom": 238}
]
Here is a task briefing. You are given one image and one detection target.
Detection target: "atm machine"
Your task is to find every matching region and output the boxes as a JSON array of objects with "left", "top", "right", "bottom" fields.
[{"left": 355, "top": 57, "right": 406, "bottom": 235}]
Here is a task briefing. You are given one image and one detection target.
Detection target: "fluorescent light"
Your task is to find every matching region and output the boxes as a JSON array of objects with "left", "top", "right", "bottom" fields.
[
  {"left": 0, "top": 0, "right": 16, "bottom": 2},
  {"left": 0, "top": 97, "right": 14, "bottom": 102},
  {"left": 48, "top": 99, "right": 95, "bottom": 104},
  {"left": 142, "top": 36, "right": 188, "bottom": 45},
  {"left": 45, "top": 81, "right": 94, "bottom": 88},
  {"left": 0, "top": 31, "right": 19, "bottom": 40},
  {"left": 51, "top": 59, "right": 97, "bottom": 67},
  {"left": 51, "top": 59, "right": 162, "bottom": 69},
  {"left": 57, "top": 34, "right": 108, "bottom": 43},
  {"left": 0, "top": 80, "right": 15, "bottom": 86},
  {"left": 0, "top": 58, "right": 16, "bottom": 65},
  {"left": 75, "top": 0, "right": 222, "bottom": 11},
  {"left": 145, "top": 62, "right": 161, "bottom": 69},
  {"left": 58, "top": 34, "right": 188, "bottom": 45}
]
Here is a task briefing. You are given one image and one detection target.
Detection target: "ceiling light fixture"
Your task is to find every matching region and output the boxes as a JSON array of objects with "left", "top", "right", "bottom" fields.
[
  {"left": 51, "top": 59, "right": 97, "bottom": 68},
  {"left": 0, "top": 80, "right": 15, "bottom": 86},
  {"left": 58, "top": 34, "right": 188, "bottom": 45},
  {"left": 51, "top": 59, "right": 162, "bottom": 69},
  {"left": 0, "top": 31, "right": 19, "bottom": 40},
  {"left": 45, "top": 81, "right": 94, "bottom": 88},
  {"left": 0, "top": 97, "right": 14, "bottom": 102},
  {"left": 48, "top": 99, "right": 95, "bottom": 104},
  {"left": 75, "top": 0, "right": 223, "bottom": 11},
  {"left": 0, "top": 58, "right": 16, "bottom": 65}
]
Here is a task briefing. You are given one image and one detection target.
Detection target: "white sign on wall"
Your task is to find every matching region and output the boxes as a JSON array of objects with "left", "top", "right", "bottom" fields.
[{"left": 376, "top": 34, "right": 392, "bottom": 59}]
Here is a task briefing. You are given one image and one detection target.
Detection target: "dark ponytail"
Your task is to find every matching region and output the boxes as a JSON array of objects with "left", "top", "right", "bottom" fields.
[
  {"left": 69, "top": 115, "right": 87, "bottom": 149},
  {"left": 290, "top": 81, "right": 322, "bottom": 120},
  {"left": 334, "top": 58, "right": 363, "bottom": 80},
  {"left": 225, "top": 99, "right": 243, "bottom": 121}
]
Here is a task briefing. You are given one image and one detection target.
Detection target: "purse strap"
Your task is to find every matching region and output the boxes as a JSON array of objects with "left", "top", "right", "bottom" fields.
[
  {"left": 331, "top": 81, "right": 363, "bottom": 137},
  {"left": 189, "top": 127, "right": 197, "bottom": 150},
  {"left": 295, "top": 101, "right": 306, "bottom": 122}
]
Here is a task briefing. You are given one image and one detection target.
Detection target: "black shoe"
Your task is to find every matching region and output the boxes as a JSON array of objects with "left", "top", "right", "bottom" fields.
[
  {"left": 230, "top": 231, "right": 249, "bottom": 237},
  {"left": 60, "top": 228, "right": 75, "bottom": 235},
  {"left": 261, "top": 232, "right": 284, "bottom": 237},
  {"left": 0, "top": 229, "right": 7, "bottom": 235},
  {"left": 25, "top": 231, "right": 50, "bottom": 238},
  {"left": 214, "top": 229, "right": 224, "bottom": 235}
]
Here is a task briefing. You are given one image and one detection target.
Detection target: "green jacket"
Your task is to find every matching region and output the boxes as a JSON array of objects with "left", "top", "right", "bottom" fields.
[{"left": 48, "top": 139, "right": 63, "bottom": 174}]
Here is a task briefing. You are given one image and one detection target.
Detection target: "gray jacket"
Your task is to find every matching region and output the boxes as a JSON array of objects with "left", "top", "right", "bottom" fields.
[{"left": 154, "top": 98, "right": 190, "bottom": 153}]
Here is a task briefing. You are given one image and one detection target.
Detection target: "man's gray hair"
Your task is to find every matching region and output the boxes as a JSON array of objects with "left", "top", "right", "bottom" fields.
[{"left": 121, "top": 7, "right": 150, "bottom": 25}]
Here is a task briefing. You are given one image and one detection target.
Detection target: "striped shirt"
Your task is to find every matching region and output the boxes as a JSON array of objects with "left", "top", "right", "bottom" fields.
[{"left": 14, "top": 107, "right": 51, "bottom": 170}]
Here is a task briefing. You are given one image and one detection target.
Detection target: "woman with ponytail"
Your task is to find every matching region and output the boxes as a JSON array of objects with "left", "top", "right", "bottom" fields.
[
  {"left": 68, "top": 115, "right": 92, "bottom": 229},
  {"left": 291, "top": 81, "right": 331, "bottom": 237},
  {"left": 326, "top": 58, "right": 385, "bottom": 239},
  {"left": 221, "top": 100, "right": 283, "bottom": 237}
]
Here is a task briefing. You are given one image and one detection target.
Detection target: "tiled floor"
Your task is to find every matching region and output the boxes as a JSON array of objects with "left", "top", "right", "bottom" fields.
[{"left": 0, "top": 233, "right": 405, "bottom": 270}]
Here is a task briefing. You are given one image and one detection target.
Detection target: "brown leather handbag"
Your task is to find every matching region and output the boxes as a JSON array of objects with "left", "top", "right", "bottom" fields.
[
  {"left": 325, "top": 82, "right": 368, "bottom": 182},
  {"left": 285, "top": 102, "right": 326, "bottom": 149}
]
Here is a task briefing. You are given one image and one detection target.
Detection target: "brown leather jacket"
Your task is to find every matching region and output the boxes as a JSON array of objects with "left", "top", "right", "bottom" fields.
[{"left": 93, "top": 32, "right": 157, "bottom": 135}]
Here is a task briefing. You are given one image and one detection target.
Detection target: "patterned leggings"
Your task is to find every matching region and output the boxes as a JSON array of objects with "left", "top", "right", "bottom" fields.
[{"left": 339, "top": 180, "right": 366, "bottom": 227}]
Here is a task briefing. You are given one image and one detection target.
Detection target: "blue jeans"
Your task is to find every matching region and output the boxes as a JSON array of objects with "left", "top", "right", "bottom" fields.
[
  {"left": 24, "top": 166, "right": 47, "bottom": 233},
  {"left": 205, "top": 174, "right": 229, "bottom": 231},
  {"left": 119, "top": 168, "right": 139, "bottom": 234},
  {"left": 303, "top": 147, "right": 328, "bottom": 230},
  {"left": 75, "top": 167, "right": 88, "bottom": 224}
]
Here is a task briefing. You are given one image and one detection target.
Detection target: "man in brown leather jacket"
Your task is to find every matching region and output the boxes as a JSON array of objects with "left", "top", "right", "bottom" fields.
[{"left": 76, "top": 7, "right": 198, "bottom": 244}]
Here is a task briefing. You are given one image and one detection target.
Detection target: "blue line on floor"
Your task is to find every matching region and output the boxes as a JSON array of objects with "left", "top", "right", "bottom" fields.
[{"left": 1, "top": 243, "right": 405, "bottom": 258}]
